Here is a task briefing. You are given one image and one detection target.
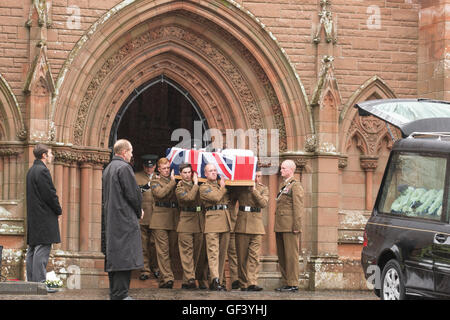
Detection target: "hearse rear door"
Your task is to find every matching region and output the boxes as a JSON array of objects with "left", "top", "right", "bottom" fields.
[{"left": 355, "top": 98, "right": 450, "bottom": 296}]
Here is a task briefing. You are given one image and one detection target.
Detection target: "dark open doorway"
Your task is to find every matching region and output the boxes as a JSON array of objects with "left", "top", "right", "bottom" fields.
[{"left": 109, "top": 75, "right": 209, "bottom": 170}]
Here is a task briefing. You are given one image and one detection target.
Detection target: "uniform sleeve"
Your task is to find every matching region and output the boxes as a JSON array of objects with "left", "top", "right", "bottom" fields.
[
  {"left": 176, "top": 183, "right": 199, "bottom": 202},
  {"left": 118, "top": 165, "right": 142, "bottom": 216},
  {"left": 291, "top": 182, "right": 304, "bottom": 232},
  {"left": 199, "top": 184, "right": 227, "bottom": 203},
  {"left": 151, "top": 178, "right": 177, "bottom": 199},
  {"left": 252, "top": 185, "right": 269, "bottom": 208},
  {"left": 37, "top": 168, "right": 62, "bottom": 216}
]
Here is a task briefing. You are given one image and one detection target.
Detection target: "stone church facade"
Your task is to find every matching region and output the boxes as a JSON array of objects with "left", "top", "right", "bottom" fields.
[{"left": 0, "top": 0, "right": 448, "bottom": 289}]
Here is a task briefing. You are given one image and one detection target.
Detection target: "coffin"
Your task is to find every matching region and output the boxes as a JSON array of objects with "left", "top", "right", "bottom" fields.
[{"left": 166, "top": 147, "right": 257, "bottom": 186}]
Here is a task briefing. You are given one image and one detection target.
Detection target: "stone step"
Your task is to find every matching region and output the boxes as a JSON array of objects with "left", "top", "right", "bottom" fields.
[{"left": 0, "top": 281, "right": 47, "bottom": 295}]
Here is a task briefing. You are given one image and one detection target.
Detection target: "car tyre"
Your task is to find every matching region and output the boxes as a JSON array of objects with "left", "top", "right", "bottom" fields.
[{"left": 381, "top": 259, "right": 406, "bottom": 300}]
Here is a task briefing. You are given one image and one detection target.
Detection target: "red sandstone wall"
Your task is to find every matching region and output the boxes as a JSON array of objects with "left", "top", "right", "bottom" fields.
[
  {"left": 0, "top": 0, "right": 421, "bottom": 111},
  {"left": 240, "top": 0, "right": 419, "bottom": 102}
]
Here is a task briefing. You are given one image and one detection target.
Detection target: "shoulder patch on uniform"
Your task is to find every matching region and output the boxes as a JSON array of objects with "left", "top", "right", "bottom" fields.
[
  {"left": 180, "top": 191, "right": 188, "bottom": 197},
  {"left": 151, "top": 183, "right": 160, "bottom": 189}
]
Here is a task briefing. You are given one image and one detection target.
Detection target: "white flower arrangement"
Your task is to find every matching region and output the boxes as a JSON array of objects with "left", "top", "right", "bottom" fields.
[
  {"left": 45, "top": 271, "right": 63, "bottom": 288},
  {"left": 45, "top": 279, "right": 63, "bottom": 288}
]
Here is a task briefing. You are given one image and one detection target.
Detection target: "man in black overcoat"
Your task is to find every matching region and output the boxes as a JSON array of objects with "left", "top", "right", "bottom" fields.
[
  {"left": 26, "top": 144, "right": 62, "bottom": 287},
  {"left": 101, "top": 139, "right": 144, "bottom": 300}
]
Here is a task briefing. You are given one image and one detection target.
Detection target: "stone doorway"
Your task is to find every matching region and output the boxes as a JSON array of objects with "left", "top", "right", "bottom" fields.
[{"left": 111, "top": 75, "right": 209, "bottom": 170}]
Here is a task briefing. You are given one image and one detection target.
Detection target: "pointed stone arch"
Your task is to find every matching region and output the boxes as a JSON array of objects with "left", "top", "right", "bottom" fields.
[
  {"left": 345, "top": 127, "right": 368, "bottom": 155},
  {"left": 52, "top": 0, "right": 312, "bottom": 153},
  {"left": 339, "top": 75, "right": 398, "bottom": 155},
  {"left": 0, "top": 74, "right": 26, "bottom": 141},
  {"left": 339, "top": 75, "right": 400, "bottom": 215}
]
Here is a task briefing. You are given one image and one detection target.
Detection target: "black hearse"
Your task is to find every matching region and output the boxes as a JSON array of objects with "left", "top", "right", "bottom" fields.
[{"left": 359, "top": 99, "right": 450, "bottom": 300}]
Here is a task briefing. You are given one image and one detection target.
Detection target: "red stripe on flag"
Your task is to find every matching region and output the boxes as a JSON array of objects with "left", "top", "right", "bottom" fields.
[
  {"left": 234, "top": 156, "right": 255, "bottom": 180},
  {"left": 189, "top": 150, "right": 200, "bottom": 174}
]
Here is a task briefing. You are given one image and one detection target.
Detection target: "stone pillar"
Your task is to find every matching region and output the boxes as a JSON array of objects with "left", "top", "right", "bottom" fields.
[
  {"left": 9, "top": 154, "right": 17, "bottom": 200},
  {"left": 61, "top": 164, "right": 70, "bottom": 250},
  {"left": 90, "top": 164, "right": 104, "bottom": 252},
  {"left": 79, "top": 163, "right": 93, "bottom": 252},
  {"left": 53, "top": 161, "right": 64, "bottom": 250},
  {"left": 360, "top": 156, "right": 378, "bottom": 211},
  {"left": 267, "top": 173, "right": 278, "bottom": 256},
  {"left": 3, "top": 155, "right": 9, "bottom": 200},
  {"left": 68, "top": 162, "right": 79, "bottom": 251},
  {"left": 0, "top": 157, "right": 3, "bottom": 198},
  {"left": 309, "top": 153, "right": 341, "bottom": 290}
]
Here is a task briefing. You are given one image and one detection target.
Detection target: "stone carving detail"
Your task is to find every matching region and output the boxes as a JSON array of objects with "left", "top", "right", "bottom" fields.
[
  {"left": 180, "top": 12, "right": 288, "bottom": 152},
  {"left": 311, "top": 56, "right": 335, "bottom": 107},
  {"left": 305, "top": 135, "right": 317, "bottom": 152},
  {"left": 313, "top": 0, "right": 337, "bottom": 44},
  {"left": 0, "top": 148, "right": 22, "bottom": 157},
  {"left": 74, "top": 20, "right": 287, "bottom": 151},
  {"left": 338, "top": 157, "right": 348, "bottom": 169},
  {"left": 16, "top": 129, "right": 28, "bottom": 141},
  {"left": 359, "top": 116, "right": 384, "bottom": 134},
  {"left": 346, "top": 113, "right": 400, "bottom": 156},
  {"left": 26, "top": 0, "right": 52, "bottom": 28},
  {"left": 53, "top": 149, "right": 110, "bottom": 165},
  {"left": 360, "top": 156, "right": 378, "bottom": 171},
  {"left": 294, "top": 157, "right": 308, "bottom": 170}
]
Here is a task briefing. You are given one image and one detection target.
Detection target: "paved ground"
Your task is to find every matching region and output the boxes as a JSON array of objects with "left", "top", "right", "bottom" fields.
[{"left": 0, "top": 287, "right": 377, "bottom": 300}]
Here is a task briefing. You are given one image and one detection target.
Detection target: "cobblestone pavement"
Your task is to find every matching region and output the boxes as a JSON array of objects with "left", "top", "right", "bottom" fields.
[{"left": 0, "top": 287, "right": 377, "bottom": 300}]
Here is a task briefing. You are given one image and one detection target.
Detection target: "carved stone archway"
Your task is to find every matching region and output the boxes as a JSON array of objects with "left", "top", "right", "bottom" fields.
[
  {"left": 46, "top": 0, "right": 312, "bottom": 288},
  {"left": 53, "top": 0, "right": 312, "bottom": 151}
]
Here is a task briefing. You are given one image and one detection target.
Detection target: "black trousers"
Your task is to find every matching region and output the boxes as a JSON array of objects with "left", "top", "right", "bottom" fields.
[
  {"left": 26, "top": 244, "right": 52, "bottom": 283},
  {"left": 108, "top": 270, "right": 132, "bottom": 300}
]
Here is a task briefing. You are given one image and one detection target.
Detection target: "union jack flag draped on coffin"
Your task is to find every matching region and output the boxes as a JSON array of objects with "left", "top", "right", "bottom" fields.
[{"left": 166, "top": 147, "right": 258, "bottom": 184}]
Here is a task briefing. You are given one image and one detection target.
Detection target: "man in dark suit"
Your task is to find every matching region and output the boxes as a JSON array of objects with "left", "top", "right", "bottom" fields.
[
  {"left": 102, "top": 139, "right": 144, "bottom": 300},
  {"left": 26, "top": 144, "right": 62, "bottom": 290}
]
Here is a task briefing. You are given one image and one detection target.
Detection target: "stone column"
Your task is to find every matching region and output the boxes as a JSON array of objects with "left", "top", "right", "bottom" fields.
[
  {"left": 79, "top": 162, "right": 93, "bottom": 252},
  {"left": 9, "top": 154, "right": 17, "bottom": 200},
  {"left": 61, "top": 164, "right": 70, "bottom": 250},
  {"left": 267, "top": 173, "right": 278, "bottom": 256},
  {"left": 68, "top": 162, "right": 79, "bottom": 251},
  {"left": 3, "top": 155, "right": 9, "bottom": 200},
  {"left": 91, "top": 164, "right": 104, "bottom": 252},
  {"left": 309, "top": 153, "right": 341, "bottom": 290},
  {"left": 360, "top": 156, "right": 378, "bottom": 211},
  {"left": 53, "top": 160, "right": 64, "bottom": 250},
  {"left": 0, "top": 157, "right": 3, "bottom": 198}
]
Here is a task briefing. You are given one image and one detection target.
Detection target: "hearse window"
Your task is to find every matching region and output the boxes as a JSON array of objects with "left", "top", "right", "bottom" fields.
[{"left": 378, "top": 153, "right": 446, "bottom": 221}]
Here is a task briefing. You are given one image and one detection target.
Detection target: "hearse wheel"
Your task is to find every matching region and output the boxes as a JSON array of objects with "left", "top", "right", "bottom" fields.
[{"left": 381, "top": 259, "right": 406, "bottom": 300}]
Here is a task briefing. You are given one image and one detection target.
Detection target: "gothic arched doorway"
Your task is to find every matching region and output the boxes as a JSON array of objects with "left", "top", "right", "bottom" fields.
[
  {"left": 109, "top": 75, "right": 210, "bottom": 169},
  {"left": 50, "top": 0, "right": 312, "bottom": 289}
]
